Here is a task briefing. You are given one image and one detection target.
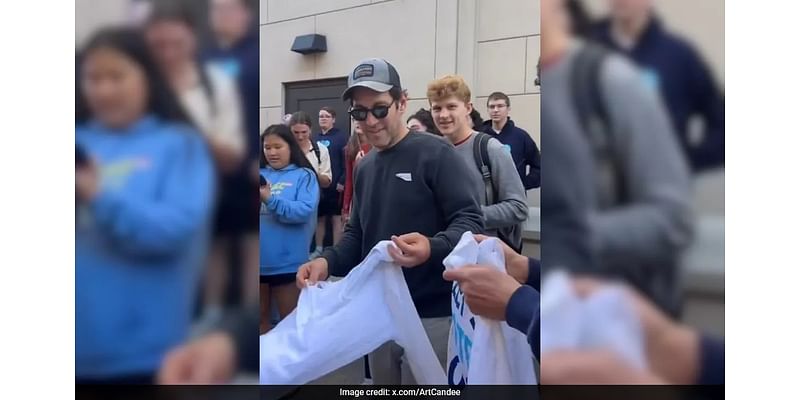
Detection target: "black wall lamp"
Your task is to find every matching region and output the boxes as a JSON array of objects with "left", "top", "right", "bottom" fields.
[{"left": 291, "top": 34, "right": 327, "bottom": 55}]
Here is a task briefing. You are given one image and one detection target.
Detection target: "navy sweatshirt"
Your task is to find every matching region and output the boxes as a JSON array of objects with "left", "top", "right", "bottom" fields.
[
  {"left": 481, "top": 118, "right": 541, "bottom": 190},
  {"left": 322, "top": 132, "right": 484, "bottom": 318},
  {"left": 505, "top": 257, "right": 541, "bottom": 360},
  {"left": 313, "top": 127, "right": 349, "bottom": 194},
  {"left": 592, "top": 17, "right": 725, "bottom": 172},
  {"left": 203, "top": 29, "right": 260, "bottom": 163}
]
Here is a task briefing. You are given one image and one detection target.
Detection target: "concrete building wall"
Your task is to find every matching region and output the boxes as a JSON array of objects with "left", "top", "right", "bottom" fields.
[{"left": 75, "top": 0, "right": 131, "bottom": 46}]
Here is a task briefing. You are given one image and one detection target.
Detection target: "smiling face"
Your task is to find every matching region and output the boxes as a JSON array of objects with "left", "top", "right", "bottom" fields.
[
  {"left": 350, "top": 87, "right": 407, "bottom": 151},
  {"left": 431, "top": 95, "right": 473, "bottom": 143}
]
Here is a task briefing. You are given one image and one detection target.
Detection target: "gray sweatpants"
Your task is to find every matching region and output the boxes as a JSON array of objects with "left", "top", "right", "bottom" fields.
[{"left": 367, "top": 316, "right": 451, "bottom": 385}]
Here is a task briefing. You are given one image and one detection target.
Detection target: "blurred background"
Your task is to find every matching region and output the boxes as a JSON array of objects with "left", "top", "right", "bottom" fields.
[
  {"left": 570, "top": 0, "right": 724, "bottom": 337},
  {"left": 538, "top": 0, "right": 724, "bottom": 385},
  {"left": 76, "top": 0, "right": 260, "bottom": 384}
]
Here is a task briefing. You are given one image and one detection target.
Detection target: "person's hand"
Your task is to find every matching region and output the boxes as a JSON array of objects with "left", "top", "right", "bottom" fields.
[
  {"left": 260, "top": 180, "right": 271, "bottom": 203},
  {"left": 388, "top": 233, "right": 431, "bottom": 268},
  {"left": 296, "top": 257, "right": 329, "bottom": 288},
  {"left": 442, "top": 265, "right": 521, "bottom": 320},
  {"left": 541, "top": 350, "right": 666, "bottom": 384},
  {"left": 75, "top": 161, "right": 100, "bottom": 202},
  {"left": 570, "top": 277, "right": 700, "bottom": 384},
  {"left": 157, "top": 332, "right": 237, "bottom": 384},
  {"left": 336, "top": 183, "right": 344, "bottom": 192},
  {"left": 474, "top": 234, "right": 529, "bottom": 284}
]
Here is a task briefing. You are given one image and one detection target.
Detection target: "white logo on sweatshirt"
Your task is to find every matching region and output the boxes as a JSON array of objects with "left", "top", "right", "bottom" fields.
[{"left": 395, "top": 173, "right": 412, "bottom": 182}]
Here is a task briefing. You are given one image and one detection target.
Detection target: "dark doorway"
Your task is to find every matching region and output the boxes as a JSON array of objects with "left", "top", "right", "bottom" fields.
[{"left": 285, "top": 78, "right": 351, "bottom": 134}]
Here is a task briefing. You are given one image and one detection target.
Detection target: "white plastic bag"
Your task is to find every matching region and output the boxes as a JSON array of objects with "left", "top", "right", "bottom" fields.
[
  {"left": 540, "top": 270, "right": 647, "bottom": 370},
  {"left": 260, "top": 241, "right": 447, "bottom": 385},
  {"left": 444, "top": 232, "right": 537, "bottom": 385}
]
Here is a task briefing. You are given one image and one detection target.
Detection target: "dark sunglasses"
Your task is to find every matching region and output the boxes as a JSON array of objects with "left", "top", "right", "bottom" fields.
[{"left": 348, "top": 100, "right": 396, "bottom": 121}]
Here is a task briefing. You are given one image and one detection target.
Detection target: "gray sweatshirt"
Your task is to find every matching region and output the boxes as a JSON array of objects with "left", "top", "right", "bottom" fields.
[
  {"left": 452, "top": 131, "right": 529, "bottom": 248},
  {"left": 542, "top": 40, "right": 694, "bottom": 312}
]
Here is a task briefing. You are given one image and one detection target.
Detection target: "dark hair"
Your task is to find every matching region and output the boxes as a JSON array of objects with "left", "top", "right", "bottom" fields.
[
  {"left": 565, "top": 0, "right": 594, "bottom": 38},
  {"left": 76, "top": 27, "right": 191, "bottom": 125},
  {"left": 469, "top": 108, "right": 483, "bottom": 129},
  {"left": 345, "top": 127, "right": 362, "bottom": 163},
  {"left": 406, "top": 108, "right": 440, "bottom": 136},
  {"left": 145, "top": 2, "right": 197, "bottom": 30},
  {"left": 347, "top": 86, "right": 406, "bottom": 108},
  {"left": 260, "top": 124, "right": 315, "bottom": 174},
  {"left": 319, "top": 106, "right": 336, "bottom": 119},
  {"left": 289, "top": 111, "right": 314, "bottom": 128},
  {"left": 487, "top": 92, "right": 511, "bottom": 107}
]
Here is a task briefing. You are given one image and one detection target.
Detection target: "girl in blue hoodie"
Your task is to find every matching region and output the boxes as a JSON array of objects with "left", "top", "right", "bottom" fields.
[
  {"left": 260, "top": 124, "right": 319, "bottom": 333},
  {"left": 75, "top": 28, "right": 215, "bottom": 384}
]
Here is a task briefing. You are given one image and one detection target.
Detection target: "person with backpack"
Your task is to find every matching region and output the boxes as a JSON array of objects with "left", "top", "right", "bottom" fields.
[
  {"left": 540, "top": 0, "right": 693, "bottom": 315},
  {"left": 288, "top": 111, "right": 332, "bottom": 190},
  {"left": 427, "top": 75, "right": 528, "bottom": 254}
]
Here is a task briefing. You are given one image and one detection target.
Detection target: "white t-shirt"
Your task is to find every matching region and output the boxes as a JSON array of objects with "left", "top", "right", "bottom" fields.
[
  {"left": 303, "top": 142, "right": 332, "bottom": 184},
  {"left": 179, "top": 64, "right": 245, "bottom": 157},
  {"left": 260, "top": 241, "right": 446, "bottom": 385},
  {"left": 540, "top": 270, "right": 647, "bottom": 370}
]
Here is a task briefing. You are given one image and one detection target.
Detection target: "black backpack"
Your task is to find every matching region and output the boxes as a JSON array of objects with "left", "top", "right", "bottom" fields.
[
  {"left": 472, "top": 132, "right": 523, "bottom": 254},
  {"left": 569, "top": 43, "right": 627, "bottom": 204}
]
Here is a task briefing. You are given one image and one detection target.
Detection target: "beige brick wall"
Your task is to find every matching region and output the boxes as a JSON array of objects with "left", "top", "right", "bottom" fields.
[{"left": 75, "top": 0, "right": 132, "bottom": 47}]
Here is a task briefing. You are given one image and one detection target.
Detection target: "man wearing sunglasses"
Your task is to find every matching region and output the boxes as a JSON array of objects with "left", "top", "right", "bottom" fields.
[{"left": 296, "top": 58, "right": 484, "bottom": 384}]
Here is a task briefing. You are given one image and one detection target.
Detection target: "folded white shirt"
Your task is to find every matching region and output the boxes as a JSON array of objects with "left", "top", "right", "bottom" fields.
[
  {"left": 260, "top": 241, "right": 446, "bottom": 385},
  {"left": 540, "top": 270, "right": 647, "bottom": 370}
]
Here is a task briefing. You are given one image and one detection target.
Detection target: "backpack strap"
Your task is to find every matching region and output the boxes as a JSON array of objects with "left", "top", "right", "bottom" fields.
[
  {"left": 311, "top": 140, "right": 322, "bottom": 167},
  {"left": 570, "top": 43, "right": 627, "bottom": 203},
  {"left": 198, "top": 64, "right": 218, "bottom": 117},
  {"left": 472, "top": 132, "right": 496, "bottom": 206}
]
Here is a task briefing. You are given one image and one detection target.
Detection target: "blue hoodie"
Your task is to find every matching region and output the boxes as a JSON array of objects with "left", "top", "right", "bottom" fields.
[
  {"left": 75, "top": 115, "right": 215, "bottom": 378},
  {"left": 260, "top": 164, "right": 319, "bottom": 276},
  {"left": 481, "top": 118, "right": 541, "bottom": 190}
]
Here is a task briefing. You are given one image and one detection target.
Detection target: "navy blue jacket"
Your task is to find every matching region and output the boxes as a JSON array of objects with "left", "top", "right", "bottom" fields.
[
  {"left": 481, "top": 118, "right": 541, "bottom": 190},
  {"left": 202, "top": 29, "right": 260, "bottom": 163},
  {"left": 313, "top": 127, "right": 349, "bottom": 195},
  {"left": 592, "top": 17, "right": 725, "bottom": 172},
  {"left": 506, "top": 258, "right": 541, "bottom": 360}
]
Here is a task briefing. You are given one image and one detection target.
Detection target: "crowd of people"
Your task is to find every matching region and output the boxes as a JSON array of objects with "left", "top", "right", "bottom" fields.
[
  {"left": 75, "top": 0, "right": 724, "bottom": 387},
  {"left": 76, "top": 0, "right": 259, "bottom": 384}
]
